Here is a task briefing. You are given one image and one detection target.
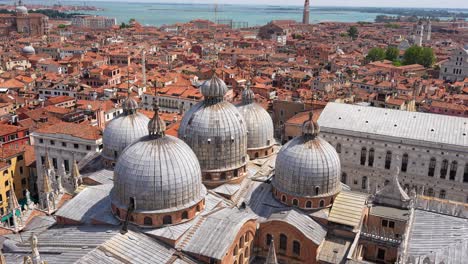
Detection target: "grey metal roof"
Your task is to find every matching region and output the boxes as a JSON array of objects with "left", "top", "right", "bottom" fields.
[
  {"left": 273, "top": 135, "right": 341, "bottom": 198},
  {"left": 102, "top": 112, "right": 150, "bottom": 161},
  {"left": 328, "top": 191, "right": 368, "bottom": 228},
  {"left": 180, "top": 207, "right": 256, "bottom": 260},
  {"left": 405, "top": 209, "right": 468, "bottom": 264},
  {"left": 55, "top": 184, "right": 118, "bottom": 225},
  {"left": 318, "top": 236, "right": 353, "bottom": 264},
  {"left": 178, "top": 100, "right": 248, "bottom": 173},
  {"left": 265, "top": 209, "right": 328, "bottom": 245},
  {"left": 76, "top": 229, "right": 197, "bottom": 264},
  {"left": 369, "top": 205, "right": 410, "bottom": 221},
  {"left": 318, "top": 102, "right": 468, "bottom": 147},
  {"left": 113, "top": 135, "right": 206, "bottom": 213},
  {"left": 3, "top": 226, "right": 118, "bottom": 264},
  {"left": 82, "top": 169, "right": 114, "bottom": 185},
  {"left": 236, "top": 102, "right": 275, "bottom": 151}
]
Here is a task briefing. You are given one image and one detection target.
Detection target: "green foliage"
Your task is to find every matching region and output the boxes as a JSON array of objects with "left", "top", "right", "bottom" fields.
[
  {"left": 385, "top": 46, "right": 400, "bottom": 61},
  {"left": 366, "top": 47, "right": 386, "bottom": 62},
  {"left": 384, "top": 23, "right": 400, "bottom": 29},
  {"left": 58, "top": 24, "right": 67, "bottom": 29},
  {"left": 120, "top": 22, "right": 129, "bottom": 29},
  {"left": 392, "top": 60, "right": 402, "bottom": 66},
  {"left": 403, "top": 46, "right": 436, "bottom": 67},
  {"left": 347, "top": 26, "right": 359, "bottom": 40}
]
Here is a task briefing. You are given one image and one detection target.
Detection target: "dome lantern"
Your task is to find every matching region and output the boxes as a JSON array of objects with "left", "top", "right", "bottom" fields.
[
  {"left": 148, "top": 102, "right": 166, "bottom": 138},
  {"left": 200, "top": 74, "right": 228, "bottom": 103},
  {"left": 122, "top": 88, "right": 139, "bottom": 115},
  {"left": 302, "top": 111, "right": 320, "bottom": 139},
  {"left": 241, "top": 82, "right": 255, "bottom": 105}
]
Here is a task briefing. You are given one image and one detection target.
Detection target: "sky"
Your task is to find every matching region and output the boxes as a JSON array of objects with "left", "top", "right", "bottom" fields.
[{"left": 66, "top": 0, "right": 468, "bottom": 9}]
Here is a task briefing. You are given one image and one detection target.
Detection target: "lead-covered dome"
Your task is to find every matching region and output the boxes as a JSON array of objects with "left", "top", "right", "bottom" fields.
[
  {"left": 112, "top": 105, "right": 206, "bottom": 227},
  {"left": 273, "top": 112, "right": 341, "bottom": 208},
  {"left": 236, "top": 85, "right": 275, "bottom": 159},
  {"left": 102, "top": 93, "right": 149, "bottom": 166},
  {"left": 178, "top": 74, "right": 248, "bottom": 187},
  {"left": 21, "top": 44, "right": 35, "bottom": 56}
]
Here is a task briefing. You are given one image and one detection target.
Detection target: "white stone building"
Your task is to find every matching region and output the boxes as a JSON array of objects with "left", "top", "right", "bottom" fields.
[
  {"left": 31, "top": 122, "right": 103, "bottom": 198},
  {"left": 318, "top": 103, "right": 468, "bottom": 203},
  {"left": 440, "top": 48, "right": 468, "bottom": 82}
]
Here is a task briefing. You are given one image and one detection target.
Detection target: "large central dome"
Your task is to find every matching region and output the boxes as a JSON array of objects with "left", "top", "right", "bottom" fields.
[
  {"left": 178, "top": 74, "right": 248, "bottom": 188},
  {"left": 272, "top": 112, "right": 341, "bottom": 209},
  {"left": 112, "top": 104, "right": 206, "bottom": 227}
]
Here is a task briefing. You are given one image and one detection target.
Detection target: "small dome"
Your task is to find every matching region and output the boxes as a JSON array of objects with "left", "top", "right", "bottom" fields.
[
  {"left": 112, "top": 133, "right": 206, "bottom": 213},
  {"left": 21, "top": 45, "right": 35, "bottom": 56},
  {"left": 237, "top": 86, "right": 274, "bottom": 152},
  {"left": 102, "top": 113, "right": 149, "bottom": 162},
  {"left": 200, "top": 74, "right": 228, "bottom": 101},
  {"left": 273, "top": 112, "right": 341, "bottom": 198},
  {"left": 16, "top": 5, "right": 28, "bottom": 15}
]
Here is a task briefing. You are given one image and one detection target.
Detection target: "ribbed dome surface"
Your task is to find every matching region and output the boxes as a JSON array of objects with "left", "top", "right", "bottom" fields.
[
  {"left": 200, "top": 75, "right": 228, "bottom": 99},
  {"left": 178, "top": 101, "right": 248, "bottom": 172},
  {"left": 273, "top": 136, "right": 341, "bottom": 198},
  {"left": 112, "top": 135, "right": 206, "bottom": 212},
  {"left": 237, "top": 102, "right": 274, "bottom": 150},
  {"left": 102, "top": 113, "right": 149, "bottom": 161}
]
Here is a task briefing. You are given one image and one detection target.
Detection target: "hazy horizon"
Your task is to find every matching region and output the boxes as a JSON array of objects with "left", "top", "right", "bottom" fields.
[{"left": 55, "top": 0, "right": 468, "bottom": 9}]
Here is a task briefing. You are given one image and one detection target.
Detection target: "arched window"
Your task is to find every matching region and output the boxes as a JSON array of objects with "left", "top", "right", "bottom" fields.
[
  {"left": 245, "top": 233, "right": 250, "bottom": 242},
  {"left": 360, "top": 147, "right": 367, "bottom": 165},
  {"left": 115, "top": 208, "right": 120, "bottom": 218},
  {"left": 464, "top": 163, "right": 468, "bottom": 183},
  {"left": 279, "top": 234, "right": 287, "bottom": 250},
  {"left": 306, "top": 201, "right": 312, "bottom": 208},
  {"left": 428, "top": 157, "right": 436, "bottom": 177},
  {"left": 181, "top": 211, "right": 189, "bottom": 220},
  {"left": 220, "top": 172, "right": 226, "bottom": 180},
  {"left": 144, "top": 217, "right": 152, "bottom": 226},
  {"left": 266, "top": 234, "right": 272, "bottom": 246},
  {"left": 368, "top": 148, "right": 375, "bottom": 167},
  {"left": 449, "top": 161, "right": 458, "bottom": 180},
  {"left": 281, "top": 195, "right": 286, "bottom": 203},
  {"left": 292, "top": 199, "right": 298, "bottom": 206},
  {"left": 255, "top": 152, "right": 259, "bottom": 158},
  {"left": 239, "top": 236, "right": 244, "bottom": 248},
  {"left": 401, "top": 153, "right": 409, "bottom": 172},
  {"left": 163, "top": 215, "right": 172, "bottom": 225},
  {"left": 245, "top": 246, "right": 249, "bottom": 257},
  {"left": 341, "top": 172, "right": 347, "bottom": 184},
  {"left": 315, "top": 186, "right": 320, "bottom": 195},
  {"left": 239, "top": 254, "right": 244, "bottom": 264},
  {"left": 362, "top": 176, "right": 367, "bottom": 190},
  {"left": 440, "top": 159, "right": 448, "bottom": 179},
  {"left": 427, "top": 188, "right": 434, "bottom": 197},
  {"left": 196, "top": 205, "right": 200, "bottom": 212},
  {"left": 293, "top": 241, "right": 301, "bottom": 256},
  {"left": 233, "top": 245, "right": 238, "bottom": 256},
  {"left": 439, "top": 190, "right": 446, "bottom": 199},
  {"left": 336, "top": 143, "right": 341, "bottom": 153},
  {"left": 385, "top": 151, "right": 392, "bottom": 169},
  {"left": 319, "top": 200, "right": 325, "bottom": 207}
]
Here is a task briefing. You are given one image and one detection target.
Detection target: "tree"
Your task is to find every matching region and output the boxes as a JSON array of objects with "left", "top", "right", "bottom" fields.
[
  {"left": 403, "top": 46, "right": 436, "bottom": 67},
  {"left": 385, "top": 46, "right": 399, "bottom": 61},
  {"left": 57, "top": 24, "right": 67, "bottom": 29},
  {"left": 347, "top": 26, "right": 359, "bottom": 40},
  {"left": 419, "top": 47, "right": 436, "bottom": 68},
  {"left": 366, "top": 48, "right": 386, "bottom": 62},
  {"left": 403, "top": 46, "right": 423, "bottom": 65}
]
